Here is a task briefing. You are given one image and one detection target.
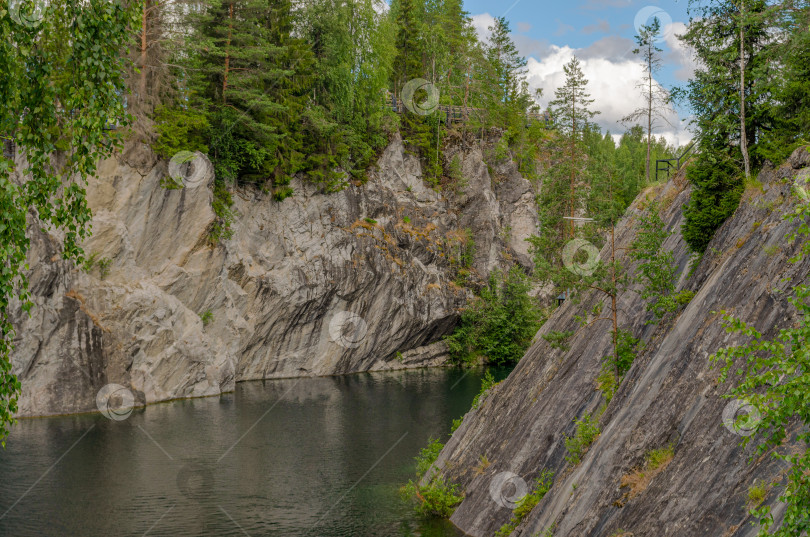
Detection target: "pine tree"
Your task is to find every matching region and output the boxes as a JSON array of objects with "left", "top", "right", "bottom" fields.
[
  {"left": 188, "top": 0, "right": 314, "bottom": 196},
  {"left": 549, "top": 56, "right": 599, "bottom": 237},
  {"left": 392, "top": 0, "right": 422, "bottom": 96},
  {"left": 485, "top": 17, "right": 529, "bottom": 129},
  {"left": 530, "top": 57, "right": 599, "bottom": 295}
]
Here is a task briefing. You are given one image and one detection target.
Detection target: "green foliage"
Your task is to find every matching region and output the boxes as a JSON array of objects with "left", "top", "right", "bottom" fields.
[
  {"left": 209, "top": 182, "right": 234, "bottom": 245},
  {"left": 763, "top": 244, "right": 779, "bottom": 257},
  {"left": 446, "top": 228, "right": 475, "bottom": 285},
  {"left": 530, "top": 58, "right": 600, "bottom": 291},
  {"left": 565, "top": 413, "right": 601, "bottom": 465},
  {"left": 530, "top": 131, "right": 674, "bottom": 304},
  {"left": 630, "top": 203, "right": 687, "bottom": 320},
  {"left": 483, "top": 17, "right": 532, "bottom": 132},
  {"left": 673, "top": 0, "right": 799, "bottom": 248},
  {"left": 414, "top": 437, "right": 444, "bottom": 478},
  {"left": 402, "top": 476, "right": 464, "bottom": 518},
  {"left": 757, "top": 4, "right": 810, "bottom": 163},
  {"left": 302, "top": 0, "right": 396, "bottom": 183},
  {"left": 160, "top": 175, "right": 184, "bottom": 190},
  {"left": 364, "top": 217, "right": 377, "bottom": 225},
  {"left": 605, "top": 328, "right": 641, "bottom": 379},
  {"left": 653, "top": 290, "right": 695, "bottom": 316},
  {"left": 97, "top": 258, "right": 112, "bottom": 280},
  {"left": 0, "top": 0, "right": 136, "bottom": 445},
  {"left": 447, "top": 155, "right": 466, "bottom": 193},
  {"left": 686, "top": 252, "right": 703, "bottom": 279},
  {"left": 597, "top": 362, "right": 618, "bottom": 403},
  {"left": 645, "top": 445, "right": 675, "bottom": 471},
  {"left": 758, "top": 9, "right": 810, "bottom": 163},
  {"left": 82, "top": 252, "right": 99, "bottom": 273},
  {"left": 514, "top": 470, "right": 554, "bottom": 519},
  {"left": 152, "top": 106, "right": 210, "bottom": 159},
  {"left": 470, "top": 370, "right": 497, "bottom": 410},
  {"left": 681, "top": 142, "right": 744, "bottom": 253},
  {"left": 622, "top": 18, "right": 673, "bottom": 184},
  {"left": 272, "top": 186, "right": 294, "bottom": 202},
  {"left": 539, "top": 524, "right": 557, "bottom": 537},
  {"left": 200, "top": 310, "right": 214, "bottom": 326},
  {"left": 154, "top": 0, "right": 319, "bottom": 195},
  {"left": 495, "top": 470, "right": 554, "bottom": 537},
  {"left": 676, "top": 0, "right": 772, "bottom": 168},
  {"left": 710, "top": 195, "right": 810, "bottom": 536},
  {"left": 445, "top": 267, "right": 543, "bottom": 366},
  {"left": 747, "top": 481, "right": 768, "bottom": 508},
  {"left": 401, "top": 437, "right": 464, "bottom": 518},
  {"left": 542, "top": 330, "right": 575, "bottom": 352},
  {"left": 550, "top": 56, "right": 599, "bottom": 140}
]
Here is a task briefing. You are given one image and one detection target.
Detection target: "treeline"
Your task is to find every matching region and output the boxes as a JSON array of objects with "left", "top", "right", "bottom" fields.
[
  {"left": 134, "top": 0, "right": 545, "bottom": 197},
  {"left": 677, "top": 0, "right": 810, "bottom": 252}
]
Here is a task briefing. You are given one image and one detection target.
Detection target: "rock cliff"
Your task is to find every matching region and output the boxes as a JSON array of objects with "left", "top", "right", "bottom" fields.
[
  {"left": 11, "top": 133, "right": 538, "bottom": 417},
  {"left": 431, "top": 151, "right": 810, "bottom": 536}
]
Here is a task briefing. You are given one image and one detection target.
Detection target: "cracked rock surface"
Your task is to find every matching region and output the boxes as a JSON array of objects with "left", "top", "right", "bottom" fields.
[{"left": 12, "top": 133, "right": 538, "bottom": 417}]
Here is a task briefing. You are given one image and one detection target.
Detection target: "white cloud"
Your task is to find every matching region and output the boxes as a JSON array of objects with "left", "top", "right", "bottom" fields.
[
  {"left": 466, "top": 12, "right": 693, "bottom": 146},
  {"left": 663, "top": 22, "right": 699, "bottom": 81},
  {"left": 525, "top": 44, "right": 691, "bottom": 146},
  {"left": 471, "top": 13, "right": 496, "bottom": 43}
]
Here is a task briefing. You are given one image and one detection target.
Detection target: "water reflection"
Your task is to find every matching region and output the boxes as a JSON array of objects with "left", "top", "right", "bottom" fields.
[{"left": 0, "top": 367, "right": 507, "bottom": 536}]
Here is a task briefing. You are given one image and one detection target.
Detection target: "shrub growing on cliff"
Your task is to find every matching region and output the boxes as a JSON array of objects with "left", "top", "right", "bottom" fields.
[
  {"left": 401, "top": 437, "right": 464, "bottom": 518},
  {"left": 208, "top": 183, "right": 234, "bottom": 245},
  {"left": 495, "top": 470, "right": 554, "bottom": 536},
  {"left": 445, "top": 267, "right": 543, "bottom": 366},
  {"left": 471, "top": 370, "right": 498, "bottom": 409},
  {"left": 565, "top": 413, "right": 601, "bottom": 465}
]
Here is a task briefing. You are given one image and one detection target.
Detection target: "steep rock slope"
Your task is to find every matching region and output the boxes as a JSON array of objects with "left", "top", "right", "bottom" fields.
[
  {"left": 11, "top": 134, "right": 538, "bottom": 417},
  {"left": 433, "top": 154, "right": 809, "bottom": 536}
]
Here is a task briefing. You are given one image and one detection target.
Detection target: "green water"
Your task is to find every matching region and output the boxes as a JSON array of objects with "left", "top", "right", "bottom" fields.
[{"left": 0, "top": 367, "right": 510, "bottom": 536}]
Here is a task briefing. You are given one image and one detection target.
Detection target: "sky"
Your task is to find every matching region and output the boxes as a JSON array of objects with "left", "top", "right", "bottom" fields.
[{"left": 464, "top": 0, "right": 698, "bottom": 147}]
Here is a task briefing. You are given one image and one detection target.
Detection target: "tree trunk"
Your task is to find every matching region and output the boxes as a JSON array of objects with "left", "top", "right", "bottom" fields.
[
  {"left": 570, "top": 89, "right": 576, "bottom": 239},
  {"left": 739, "top": 3, "right": 751, "bottom": 179},
  {"left": 646, "top": 46, "right": 652, "bottom": 183},
  {"left": 464, "top": 64, "right": 469, "bottom": 108},
  {"left": 223, "top": 2, "right": 234, "bottom": 104},
  {"left": 139, "top": 0, "right": 148, "bottom": 100}
]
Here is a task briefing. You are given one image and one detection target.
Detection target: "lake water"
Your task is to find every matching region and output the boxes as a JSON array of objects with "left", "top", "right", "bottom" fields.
[{"left": 0, "top": 367, "right": 508, "bottom": 536}]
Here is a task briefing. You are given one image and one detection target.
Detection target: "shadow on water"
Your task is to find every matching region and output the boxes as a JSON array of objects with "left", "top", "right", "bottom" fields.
[{"left": 0, "top": 366, "right": 512, "bottom": 536}]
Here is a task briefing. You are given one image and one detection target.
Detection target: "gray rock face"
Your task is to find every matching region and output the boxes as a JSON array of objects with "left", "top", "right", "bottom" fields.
[
  {"left": 788, "top": 144, "right": 810, "bottom": 170},
  {"left": 432, "top": 157, "right": 809, "bottom": 536},
  {"left": 11, "top": 133, "right": 538, "bottom": 417}
]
